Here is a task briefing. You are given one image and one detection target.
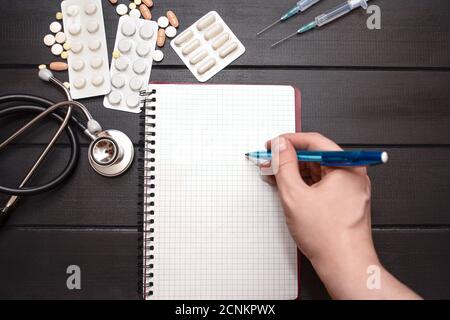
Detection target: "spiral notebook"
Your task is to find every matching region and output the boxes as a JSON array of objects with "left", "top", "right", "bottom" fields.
[{"left": 141, "top": 84, "right": 301, "bottom": 300}]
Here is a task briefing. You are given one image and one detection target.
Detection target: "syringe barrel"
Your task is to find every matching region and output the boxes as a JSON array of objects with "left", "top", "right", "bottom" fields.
[
  {"left": 315, "top": 0, "right": 368, "bottom": 27},
  {"left": 297, "top": 0, "right": 321, "bottom": 12}
]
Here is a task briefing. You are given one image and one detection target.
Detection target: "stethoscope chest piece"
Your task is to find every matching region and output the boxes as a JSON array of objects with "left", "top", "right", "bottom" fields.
[{"left": 88, "top": 129, "right": 134, "bottom": 177}]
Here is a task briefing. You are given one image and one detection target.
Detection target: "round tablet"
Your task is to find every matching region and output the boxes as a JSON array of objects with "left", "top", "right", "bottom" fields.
[
  {"left": 91, "top": 75, "right": 104, "bottom": 87},
  {"left": 108, "top": 91, "right": 122, "bottom": 105},
  {"left": 43, "top": 34, "right": 56, "bottom": 46},
  {"left": 136, "top": 42, "right": 151, "bottom": 57},
  {"left": 73, "top": 77, "right": 86, "bottom": 89},
  {"left": 69, "top": 23, "right": 81, "bottom": 35},
  {"left": 87, "top": 21, "right": 99, "bottom": 33},
  {"left": 63, "top": 42, "right": 71, "bottom": 50},
  {"left": 116, "top": 4, "right": 128, "bottom": 16},
  {"left": 50, "top": 21, "right": 62, "bottom": 33},
  {"left": 66, "top": 5, "right": 79, "bottom": 17},
  {"left": 115, "top": 57, "right": 129, "bottom": 71},
  {"left": 152, "top": 50, "right": 164, "bottom": 62},
  {"left": 88, "top": 39, "right": 101, "bottom": 51},
  {"left": 60, "top": 51, "right": 69, "bottom": 59},
  {"left": 126, "top": 94, "right": 140, "bottom": 108},
  {"left": 121, "top": 21, "right": 136, "bottom": 37},
  {"left": 51, "top": 43, "right": 63, "bottom": 56},
  {"left": 118, "top": 39, "right": 132, "bottom": 53},
  {"left": 71, "top": 41, "right": 83, "bottom": 53},
  {"left": 90, "top": 56, "right": 103, "bottom": 69},
  {"left": 129, "top": 77, "right": 143, "bottom": 91},
  {"left": 111, "top": 74, "right": 126, "bottom": 89},
  {"left": 129, "top": 8, "right": 141, "bottom": 18},
  {"left": 55, "top": 32, "right": 66, "bottom": 44},
  {"left": 133, "top": 59, "right": 147, "bottom": 74},
  {"left": 129, "top": 2, "right": 136, "bottom": 10},
  {"left": 165, "top": 26, "right": 177, "bottom": 38},
  {"left": 157, "top": 16, "right": 169, "bottom": 28},
  {"left": 84, "top": 3, "right": 97, "bottom": 15},
  {"left": 139, "top": 24, "right": 154, "bottom": 40},
  {"left": 72, "top": 59, "right": 85, "bottom": 71}
]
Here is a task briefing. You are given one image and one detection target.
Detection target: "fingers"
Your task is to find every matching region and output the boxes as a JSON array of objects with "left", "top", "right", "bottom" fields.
[{"left": 266, "top": 132, "right": 342, "bottom": 152}]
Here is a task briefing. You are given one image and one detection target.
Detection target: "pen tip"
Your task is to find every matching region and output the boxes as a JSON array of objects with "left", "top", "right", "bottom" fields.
[{"left": 245, "top": 153, "right": 249, "bottom": 157}]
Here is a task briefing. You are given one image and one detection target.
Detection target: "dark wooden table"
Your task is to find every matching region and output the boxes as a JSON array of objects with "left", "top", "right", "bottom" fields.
[{"left": 0, "top": 0, "right": 449, "bottom": 300}]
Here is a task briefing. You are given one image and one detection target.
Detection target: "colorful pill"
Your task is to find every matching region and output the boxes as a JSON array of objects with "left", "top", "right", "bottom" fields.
[
  {"left": 156, "top": 28, "right": 166, "bottom": 47},
  {"left": 139, "top": 4, "right": 152, "bottom": 20},
  {"left": 166, "top": 11, "right": 179, "bottom": 28},
  {"left": 142, "top": 0, "right": 153, "bottom": 8}
]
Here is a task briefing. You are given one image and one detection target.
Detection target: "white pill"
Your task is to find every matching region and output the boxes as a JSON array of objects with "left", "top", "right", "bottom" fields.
[
  {"left": 55, "top": 32, "right": 66, "bottom": 44},
  {"left": 129, "top": 8, "right": 141, "bottom": 18},
  {"left": 197, "top": 57, "right": 216, "bottom": 75},
  {"left": 174, "top": 30, "right": 193, "bottom": 47},
  {"left": 165, "top": 26, "right": 177, "bottom": 38},
  {"left": 181, "top": 39, "right": 201, "bottom": 55},
  {"left": 204, "top": 23, "right": 223, "bottom": 40},
  {"left": 90, "top": 56, "right": 103, "bottom": 69},
  {"left": 196, "top": 14, "right": 215, "bottom": 31},
  {"left": 73, "top": 77, "right": 86, "bottom": 89},
  {"left": 91, "top": 75, "right": 104, "bottom": 87},
  {"left": 157, "top": 16, "right": 169, "bottom": 28},
  {"left": 115, "top": 57, "right": 129, "bottom": 71},
  {"left": 51, "top": 43, "right": 63, "bottom": 56},
  {"left": 219, "top": 41, "right": 238, "bottom": 58},
  {"left": 139, "top": 24, "right": 154, "bottom": 40},
  {"left": 133, "top": 59, "right": 147, "bottom": 74},
  {"left": 69, "top": 23, "right": 81, "bottom": 35},
  {"left": 126, "top": 94, "right": 141, "bottom": 108},
  {"left": 212, "top": 33, "right": 229, "bottom": 50},
  {"left": 116, "top": 4, "right": 128, "bottom": 16},
  {"left": 71, "top": 41, "right": 84, "bottom": 53},
  {"left": 87, "top": 21, "right": 99, "bottom": 33},
  {"left": 118, "top": 39, "right": 132, "bottom": 53},
  {"left": 50, "top": 21, "right": 62, "bottom": 33},
  {"left": 189, "top": 49, "right": 208, "bottom": 65},
  {"left": 85, "top": 3, "right": 97, "bottom": 15},
  {"left": 121, "top": 21, "right": 136, "bottom": 37},
  {"left": 88, "top": 39, "right": 101, "bottom": 51},
  {"left": 66, "top": 5, "right": 79, "bottom": 17},
  {"left": 108, "top": 91, "right": 122, "bottom": 105},
  {"left": 136, "top": 42, "right": 151, "bottom": 57},
  {"left": 72, "top": 59, "right": 85, "bottom": 71},
  {"left": 129, "top": 77, "right": 143, "bottom": 91},
  {"left": 152, "top": 50, "right": 164, "bottom": 62},
  {"left": 43, "top": 34, "right": 56, "bottom": 46},
  {"left": 111, "top": 74, "right": 126, "bottom": 88}
]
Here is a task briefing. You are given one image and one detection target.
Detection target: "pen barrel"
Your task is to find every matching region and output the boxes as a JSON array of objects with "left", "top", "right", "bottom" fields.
[{"left": 319, "top": 151, "right": 384, "bottom": 165}]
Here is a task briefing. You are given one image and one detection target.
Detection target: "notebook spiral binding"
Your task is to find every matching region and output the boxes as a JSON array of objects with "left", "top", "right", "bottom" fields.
[{"left": 138, "top": 88, "right": 157, "bottom": 299}]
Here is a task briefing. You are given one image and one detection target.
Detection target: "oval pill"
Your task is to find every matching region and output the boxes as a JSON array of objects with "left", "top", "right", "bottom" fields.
[
  {"left": 43, "top": 34, "right": 56, "bottom": 46},
  {"left": 181, "top": 39, "right": 200, "bottom": 55},
  {"left": 50, "top": 21, "right": 62, "bottom": 33},
  {"left": 189, "top": 49, "right": 208, "bottom": 65},
  {"left": 157, "top": 16, "right": 169, "bottom": 28},
  {"left": 212, "top": 33, "right": 229, "bottom": 50},
  {"left": 174, "top": 30, "right": 193, "bottom": 46},
  {"left": 139, "top": 24, "right": 154, "bottom": 40},
  {"left": 204, "top": 23, "right": 223, "bottom": 40},
  {"left": 197, "top": 14, "right": 215, "bottom": 31},
  {"left": 51, "top": 44, "right": 63, "bottom": 56},
  {"left": 108, "top": 91, "right": 122, "bottom": 105},
  {"left": 111, "top": 74, "right": 126, "bottom": 88},
  {"left": 165, "top": 26, "right": 177, "bottom": 38},
  {"left": 49, "top": 62, "right": 68, "bottom": 71},
  {"left": 139, "top": 4, "right": 152, "bottom": 20},
  {"left": 142, "top": 0, "right": 153, "bottom": 7},
  {"left": 156, "top": 28, "right": 166, "bottom": 47},
  {"left": 219, "top": 41, "right": 238, "bottom": 58},
  {"left": 166, "top": 11, "right": 179, "bottom": 28},
  {"left": 197, "top": 58, "right": 216, "bottom": 75}
]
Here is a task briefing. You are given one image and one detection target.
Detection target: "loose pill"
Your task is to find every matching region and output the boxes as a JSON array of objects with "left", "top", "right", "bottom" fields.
[
  {"left": 139, "top": 4, "right": 151, "bottom": 20},
  {"left": 73, "top": 77, "right": 86, "bottom": 89},
  {"left": 38, "top": 64, "right": 47, "bottom": 70},
  {"left": 197, "top": 58, "right": 216, "bottom": 75},
  {"left": 56, "top": 12, "right": 63, "bottom": 20},
  {"left": 111, "top": 74, "right": 126, "bottom": 88},
  {"left": 189, "top": 49, "right": 208, "bottom": 65},
  {"left": 129, "top": 2, "right": 137, "bottom": 10},
  {"left": 142, "top": 0, "right": 153, "bottom": 8},
  {"left": 139, "top": 24, "right": 154, "bottom": 40},
  {"left": 129, "top": 8, "right": 141, "bottom": 18},
  {"left": 55, "top": 32, "right": 66, "bottom": 44},
  {"left": 158, "top": 16, "right": 169, "bottom": 28},
  {"left": 166, "top": 11, "right": 179, "bottom": 28},
  {"left": 85, "top": 3, "right": 97, "bottom": 15},
  {"left": 72, "top": 59, "right": 85, "bottom": 71},
  {"left": 60, "top": 51, "right": 69, "bottom": 59},
  {"left": 134, "top": 0, "right": 142, "bottom": 5},
  {"left": 63, "top": 82, "right": 70, "bottom": 89},
  {"left": 204, "top": 23, "right": 223, "bottom": 40},
  {"left": 108, "top": 91, "right": 122, "bottom": 105},
  {"left": 181, "top": 39, "right": 200, "bottom": 55},
  {"left": 165, "top": 26, "right": 177, "bottom": 38},
  {"left": 63, "top": 42, "right": 71, "bottom": 51},
  {"left": 218, "top": 41, "right": 238, "bottom": 58},
  {"left": 156, "top": 28, "right": 166, "bottom": 47},
  {"left": 126, "top": 94, "right": 140, "bottom": 108},
  {"left": 91, "top": 75, "right": 104, "bottom": 86},
  {"left": 174, "top": 30, "right": 193, "bottom": 46},
  {"left": 43, "top": 34, "right": 56, "bottom": 46},
  {"left": 152, "top": 50, "right": 164, "bottom": 62},
  {"left": 88, "top": 39, "right": 101, "bottom": 51},
  {"left": 112, "top": 50, "right": 121, "bottom": 59},
  {"left": 50, "top": 21, "right": 62, "bottom": 33},
  {"left": 51, "top": 43, "right": 63, "bottom": 56},
  {"left": 197, "top": 14, "right": 215, "bottom": 31},
  {"left": 212, "top": 33, "right": 229, "bottom": 50},
  {"left": 116, "top": 3, "right": 128, "bottom": 15}
]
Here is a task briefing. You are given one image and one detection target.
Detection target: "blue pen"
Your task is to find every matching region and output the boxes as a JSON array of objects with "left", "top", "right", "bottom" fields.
[{"left": 245, "top": 150, "right": 388, "bottom": 166}]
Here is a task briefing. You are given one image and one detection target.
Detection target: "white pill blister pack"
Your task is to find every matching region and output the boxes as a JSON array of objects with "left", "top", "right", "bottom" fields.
[
  {"left": 61, "top": 0, "right": 110, "bottom": 99},
  {"left": 103, "top": 16, "right": 158, "bottom": 113},
  {"left": 170, "top": 11, "right": 245, "bottom": 83}
]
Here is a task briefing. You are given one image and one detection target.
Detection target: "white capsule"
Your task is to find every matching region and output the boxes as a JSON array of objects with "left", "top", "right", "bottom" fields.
[
  {"left": 204, "top": 23, "right": 223, "bottom": 40},
  {"left": 43, "top": 34, "right": 56, "bottom": 47},
  {"left": 49, "top": 21, "right": 62, "bottom": 33},
  {"left": 181, "top": 39, "right": 201, "bottom": 56},
  {"left": 157, "top": 16, "right": 169, "bottom": 28},
  {"left": 189, "top": 49, "right": 208, "bottom": 65},
  {"left": 219, "top": 41, "right": 238, "bottom": 58},
  {"left": 196, "top": 14, "right": 216, "bottom": 31},
  {"left": 212, "top": 33, "right": 229, "bottom": 50},
  {"left": 51, "top": 43, "right": 63, "bottom": 56},
  {"left": 174, "top": 30, "right": 193, "bottom": 47},
  {"left": 165, "top": 26, "right": 177, "bottom": 38},
  {"left": 197, "top": 58, "right": 216, "bottom": 75}
]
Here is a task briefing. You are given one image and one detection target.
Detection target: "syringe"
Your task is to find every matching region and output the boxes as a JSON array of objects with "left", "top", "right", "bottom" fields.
[
  {"left": 271, "top": 0, "right": 370, "bottom": 47},
  {"left": 257, "top": 0, "right": 323, "bottom": 36}
]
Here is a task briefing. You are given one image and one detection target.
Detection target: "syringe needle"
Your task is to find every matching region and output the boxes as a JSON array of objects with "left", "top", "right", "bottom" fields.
[
  {"left": 257, "top": 19, "right": 281, "bottom": 36},
  {"left": 271, "top": 32, "right": 297, "bottom": 48}
]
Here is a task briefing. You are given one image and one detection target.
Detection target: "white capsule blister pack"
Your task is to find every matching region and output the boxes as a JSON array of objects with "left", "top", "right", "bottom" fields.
[
  {"left": 103, "top": 16, "right": 158, "bottom": 113},
  {"left": 61, "top": 0, "right": 110, "bottom": 99},
  {"left": 170, "top": 11, "right": 245, "bottom": 83}
]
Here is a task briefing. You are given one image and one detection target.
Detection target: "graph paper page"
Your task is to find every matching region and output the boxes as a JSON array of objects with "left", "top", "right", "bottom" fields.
[{"left": 145, "top": 84, "right": 298, "bottom": 299}]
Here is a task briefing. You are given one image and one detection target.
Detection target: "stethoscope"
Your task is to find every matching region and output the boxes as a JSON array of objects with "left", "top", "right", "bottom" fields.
[{"left": 0, "top": 69, "right": 134, "bottom": 215}]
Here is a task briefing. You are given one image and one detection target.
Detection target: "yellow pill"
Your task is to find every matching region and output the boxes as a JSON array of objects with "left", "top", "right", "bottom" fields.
[
  {"left": 38, "top": 64, "right": 47, "bottom": 70},
  {"left": 56, "top": 12, "right": 63, "bottom": 20},
  {"left": 134, "top": 0, "right": 142, "bottom": 5},
  {"left": 129, "top": 2, "right": 136, "bottom": 10},
  {"left": 63, "top": 42, "right": 71, "bottom": 51},
  {"left": 61, "top": 51, "right": 69, "bottom": 59},
  {"left": 113, "top": 50, "right": 121, "bottom": 59},
  {"left": 63, "top": 82, "right": 70, "bottom": 89}
]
